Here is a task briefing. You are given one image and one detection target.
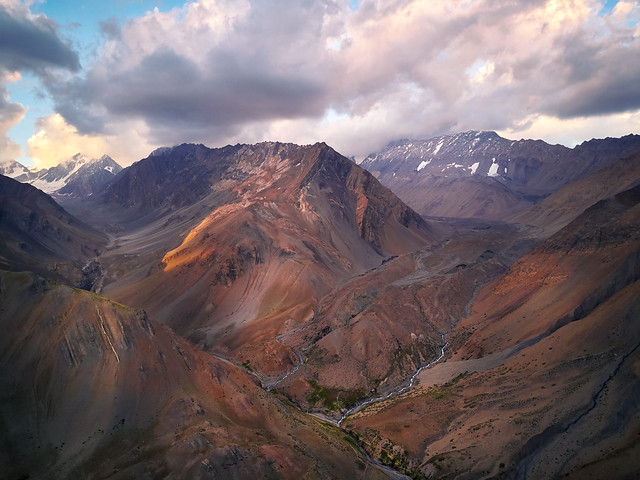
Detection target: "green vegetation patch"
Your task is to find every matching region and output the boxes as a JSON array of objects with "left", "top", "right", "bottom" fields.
[
  {"left": 241, "top": 360, "right": 253, "bottom": 372},
  {"left": 424, "top": 385, "right": 452, "bottom": 400},
  {"left": 72, "top": 287, "right": 129, "bottom": 309},
  {"left": 306, "top": 380, "right": 365, "bottom": 411}
]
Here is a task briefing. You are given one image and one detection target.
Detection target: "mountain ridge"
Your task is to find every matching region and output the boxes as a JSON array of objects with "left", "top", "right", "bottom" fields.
[
  {"left": 0, "top": 174, "right": 107, "bottom": 285},
  {"left": 361, "top": 130, "right": 640, "bottom": 221},
  {"left": 92, "top": 141, "right": 441, "bottom": 382}
]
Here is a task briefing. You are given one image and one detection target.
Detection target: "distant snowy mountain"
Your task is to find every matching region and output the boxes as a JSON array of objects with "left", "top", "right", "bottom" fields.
[
  {"left": 56, "top": 154, "right": 123, "bottom": 197},
  {"left": 4, "top": 153, "right": 123, "bottom": 197},
  {"left": 360, "top": 131, "right": 640, "bottom": 220},
  {"left": 0, "top": 158, "right": 32, "bottom": 178},
  {"left": 361, "top": 131, "right": 572, "bottom": 194}
]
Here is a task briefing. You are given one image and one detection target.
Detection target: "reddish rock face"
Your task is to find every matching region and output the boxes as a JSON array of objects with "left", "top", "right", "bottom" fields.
[
  {"left": 0, "top": 270, "right": 391, "bottom": 480},
  {"left": 344, "top": 185, "right": 640, "bottom": 479}
]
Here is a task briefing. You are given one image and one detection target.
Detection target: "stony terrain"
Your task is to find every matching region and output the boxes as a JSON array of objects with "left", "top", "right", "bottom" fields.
[
  {"left": 90, "top": 142, "right": 440, "bottom": 382},
  {"left": 0, "top": 270, "right": 392, "bottom": 480}
]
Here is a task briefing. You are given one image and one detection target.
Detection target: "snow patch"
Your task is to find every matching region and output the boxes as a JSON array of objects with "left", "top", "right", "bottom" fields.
[
  {"left": 417, "top": 159, "right": 431, "bottom": 171},
  {"left": 469, "top": 162, "right": 480, "bottom": 174},
  {"left": 487, "top": 158, "right": 500, "bottom": 177},
  {"left": 432, "top": 140, "right": 444, "bottom": 155},
  {"left": 30, "top": 177, "right": 67, "bottom": 193}
]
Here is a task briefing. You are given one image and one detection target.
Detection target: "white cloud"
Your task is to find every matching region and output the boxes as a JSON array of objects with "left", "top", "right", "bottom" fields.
[
  {"left": 498, "top": 111, "right": 640, "bottom": 147},
  {"left": 0, "top": 70, "right": 25, "bottom": 163},
  {"left": 26, "top": 113, "right": 155, "bottom": 168}
]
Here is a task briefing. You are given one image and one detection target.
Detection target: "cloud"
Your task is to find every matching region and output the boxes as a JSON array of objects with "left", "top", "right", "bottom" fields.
[
  {"left": 26, "top": 113, "right": 155, "bottom": 168},
  {"left": 0, "top": 70, "right": 25, "bottom": 163},
  {"left": 0, "top": 0, "right": 81, "bottom": 165},
  {"left": 498, "top": 110, "right": 640, "bottom": 147},
  {"left": 99, "top": 17, "right": 121, "bottom": 39},
  {"left": 27, "top": 113, "right": 111, "bottom": 168},
  {"left": 0, "top": 1, "right": 80, "bottom": 75},
  {"left": 49, "top": 0, "right": 335, "bottom": 145},
  {"left": 38, "top": 0, "right": 640, "bottom": 161}
]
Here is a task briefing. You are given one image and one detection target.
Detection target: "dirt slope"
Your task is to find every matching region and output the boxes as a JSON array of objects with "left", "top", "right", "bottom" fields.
[
  {"left": 0, "top": 270, "right": 394, "bottom": 480},
  {"left": 342, "top": 186, "right": 640, "bottom": 479}
]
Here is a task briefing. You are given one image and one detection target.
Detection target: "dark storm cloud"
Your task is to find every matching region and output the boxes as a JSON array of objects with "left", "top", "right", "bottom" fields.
[
  {"left": 99, "top": 17, "right": 121, "bottom": 39},
  {"left": 0, "top": 4, "right": 80, "bottom": 74},
  {"left": 51, "top": 0, "right": 332, "bottom": 143},
  {"left": 543, "top": 34, "right": 640, "bottom": 118},
  {"left": 103, "top": 48, "right": 325, "bottom": 130}
]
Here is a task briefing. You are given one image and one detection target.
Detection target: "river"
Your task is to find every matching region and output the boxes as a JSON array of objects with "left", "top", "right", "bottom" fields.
[{"left": 337, "top": 333, "right": 448, "bottom": 425}]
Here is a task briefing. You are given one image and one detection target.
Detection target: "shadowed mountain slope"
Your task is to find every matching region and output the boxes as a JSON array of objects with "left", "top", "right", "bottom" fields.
[
  {"left": 508, "top": 150, "right": 640, "bottom": 233},
  {"left": 0, "top": 175, "right": 106, "bottom": 285},
  {"left": 360, "top": 131, "right": 640, "bottom": 222}
]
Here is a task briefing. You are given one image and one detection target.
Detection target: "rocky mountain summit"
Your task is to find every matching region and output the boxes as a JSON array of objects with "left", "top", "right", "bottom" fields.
[
  {"left": 0, "top": 157, "right": 31, "bottom": 178},
  {"left": 92, "top": 141, "right": 440, "bottom": 380}
]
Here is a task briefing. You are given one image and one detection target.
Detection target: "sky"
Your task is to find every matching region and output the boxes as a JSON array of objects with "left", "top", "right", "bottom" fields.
[{"left": 1, "top": 0, "right": 639, "bottom": 169}]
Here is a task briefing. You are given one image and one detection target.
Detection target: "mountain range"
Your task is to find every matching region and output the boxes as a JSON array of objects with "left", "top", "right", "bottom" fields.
[
  {"left": 1, "top": 153, "right": 123, "bottom": 197},
  {"left": 1, "top": 132, "right": 639, "bottom": 479},
  {"left": 361, "top": 131, "right": 640, "bottom": 226}
]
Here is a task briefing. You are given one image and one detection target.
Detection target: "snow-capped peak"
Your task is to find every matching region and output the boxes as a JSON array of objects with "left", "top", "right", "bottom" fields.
[
  {"left": 0, "top": 157, "right": 31, "bottom": 179},
  {"left": 20, "top": 153, "right": 123, "bottom": 196}
]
